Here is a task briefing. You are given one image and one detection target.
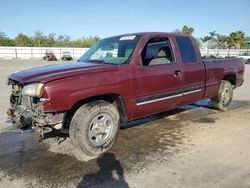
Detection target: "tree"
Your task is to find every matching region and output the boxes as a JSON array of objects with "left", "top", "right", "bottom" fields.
[
  {"left": 56, "top": 34, "right": 72, "bottom": 47},
  {"left": 200, "top": 35, "right": 211, "bottom": 47},
  {"left": 172, "top": 29, "right": 182, "bottom": 34},
  {"left": 172, "top": 26, "right": 194, "bottom": 35},
  {"left": 81, "top": 36, "right": 100, "bottom": 47},
  {"left": 241, "top": 36, "right": 250, "bottom": 49},
  {"left": 14, "top": 33, "right": 33, "bottom": 47},
  {"left": 45, "top": 33, "right": 56, "bottom": 47},
  {"left": 181, "top": 25, "right": 194, "bottom": 35},
  {"left": 1, "top": 30, "right": 102, "bottom": 47},
  {"left": 195, "top": 38, "right": 202, "bottom": 48},
  {"left": 0, "top": 31, "right": 15, "bottom": 46},
  {"left": 227, "top": 31, "right": 245, "bottom": 49},
  {"left": 201, "top": 31, "right": 218, "bottom": 49},
  {"left": 33, "top": 30, "right": 45, "bottom": 47},
  {"left": 217, "top": 35, "right": 228, "bottom": 49}
]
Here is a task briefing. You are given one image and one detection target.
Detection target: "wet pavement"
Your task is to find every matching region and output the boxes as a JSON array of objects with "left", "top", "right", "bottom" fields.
[
  {"left": 0, "top": 99, "right": 249, "bottom": 187},
  {"left": 1, "top": 60, "right": 250, "bottom": 187}
]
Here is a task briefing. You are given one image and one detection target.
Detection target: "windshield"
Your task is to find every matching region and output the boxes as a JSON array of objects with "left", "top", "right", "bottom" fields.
[{"left": 79, "top": 35, "right": 141, "bottom": 65}]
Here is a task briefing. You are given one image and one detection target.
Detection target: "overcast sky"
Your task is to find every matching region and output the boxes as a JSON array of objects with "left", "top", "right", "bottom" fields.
[{"left": 0, "top": 0, "right": 249, "bottom": 39}]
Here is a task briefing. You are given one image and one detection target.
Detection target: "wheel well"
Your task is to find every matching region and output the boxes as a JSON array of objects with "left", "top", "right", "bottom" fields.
[
  {"left": 63, "top": 94, "right": 127, "bottom": 130},
  {"left": 223, "top": 74, "right": 236, "bottom": 86}
]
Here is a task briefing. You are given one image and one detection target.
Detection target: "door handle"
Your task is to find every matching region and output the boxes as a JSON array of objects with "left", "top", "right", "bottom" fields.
[{"left": 174, "top": 70, "right": 181, "bottom": 77}]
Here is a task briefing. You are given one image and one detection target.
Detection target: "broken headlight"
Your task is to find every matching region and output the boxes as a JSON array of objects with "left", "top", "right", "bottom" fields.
[{"left": 22, "top": 83, "right": 44, "bottom": 98}]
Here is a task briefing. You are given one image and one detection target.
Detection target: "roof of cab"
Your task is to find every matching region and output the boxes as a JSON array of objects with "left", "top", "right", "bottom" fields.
[{"left": 106, "top": 32, "right": 192, "bottom": 39}]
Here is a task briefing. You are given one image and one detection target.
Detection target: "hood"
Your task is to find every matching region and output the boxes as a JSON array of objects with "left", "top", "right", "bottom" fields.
[{"left": 9, "top": 62, "right": 118, "bottom": 84}]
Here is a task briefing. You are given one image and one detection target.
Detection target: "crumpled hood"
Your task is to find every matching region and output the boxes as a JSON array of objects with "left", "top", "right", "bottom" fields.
[{"left": 9, "top": 62, "right": 118, "bottom": 84}]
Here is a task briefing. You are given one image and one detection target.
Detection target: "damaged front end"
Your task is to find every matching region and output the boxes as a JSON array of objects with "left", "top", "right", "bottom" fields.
[{"left": 6, "top": 79, "right": 65, "bottom": 138}]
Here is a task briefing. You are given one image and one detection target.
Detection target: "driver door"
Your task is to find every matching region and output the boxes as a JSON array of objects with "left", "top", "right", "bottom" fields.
[{"left": 133, "top": 36, "right": 183, "bottom": 118}]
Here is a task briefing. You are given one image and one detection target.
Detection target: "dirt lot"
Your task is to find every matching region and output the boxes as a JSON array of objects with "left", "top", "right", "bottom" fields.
[{"left": 0, "top": 59, "right": 250, "bottom": 188}]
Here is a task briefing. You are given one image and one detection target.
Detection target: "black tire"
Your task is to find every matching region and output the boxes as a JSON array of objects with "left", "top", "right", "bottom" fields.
[
  {"left": 69, "top": 100, "right": 120, "bottom": 161},
  {"left": 211, "top": 80, "right": 233, "bottom": 111}
]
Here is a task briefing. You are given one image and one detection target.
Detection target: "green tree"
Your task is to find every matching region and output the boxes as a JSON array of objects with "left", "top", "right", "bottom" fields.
[
  {"left": 200, "top": 35, "right": 211, "bottom": 48},
  {"left": 172, "top": 26, "right": 194, "bottom": 35},
  {"left": 195, "top": 38, "right": 202, "bottom": 48},
  {"left": 240, "top": 36, "right": 250, "bottom": 49},
  {"left": 15, "top": 33, "right": 33, "bottom": 46},
  {"left": 172, "top": 29, "right": 182, "bottom": 34},
  {"left": 181, "top": 25, "right": 194, "bottom": 35},
  {"left": 227, "top": 31, "right": 245, "bottom": 49},
  {"left": 81, "top": 36, "right": 100, "bottom": 47},
  {"left": 33, "top": 30, "right": 45, "bottom": 47},
  {"left": 217, "top": 35, "right": 228, "bottom": 49},
  {"left": 55, "top": 34, "right": 72, "bottom": 47},
  {"left": 201, "top": 31, "right": 218, "bottom": 49},
  {"left": 0, "top": 31, "right": 15, "bottom": 46},
  {"left": 44, "top": 33, "right": 56, "bottom": 47}
]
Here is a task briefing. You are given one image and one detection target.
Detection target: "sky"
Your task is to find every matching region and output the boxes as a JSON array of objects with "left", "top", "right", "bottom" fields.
[{"left": 0, "top": 0, "right": 249, "bottom": 39}]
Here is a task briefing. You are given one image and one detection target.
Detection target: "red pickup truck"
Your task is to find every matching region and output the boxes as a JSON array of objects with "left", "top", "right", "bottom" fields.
[{"left": 7, "top": 32, "right": 245, "bottom": 160}]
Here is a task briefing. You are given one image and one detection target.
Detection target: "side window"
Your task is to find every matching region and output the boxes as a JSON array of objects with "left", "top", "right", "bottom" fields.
[
  {"left": 141, "top": 38, "right": 175, "bottom": 66},
  {"left": 176, "top": 36, "right": 197, "bottom": 63}
]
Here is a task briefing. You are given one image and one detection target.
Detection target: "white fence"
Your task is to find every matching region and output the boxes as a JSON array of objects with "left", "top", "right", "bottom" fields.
[
  {"left": 0, "top": 46, "right": 89, "bottom": 60},
  {"left": 0, "top": 46, "right": 249, "bottom": 60},
  {"left": 200, "top": 49, "right": 249, "bottom": 57}
]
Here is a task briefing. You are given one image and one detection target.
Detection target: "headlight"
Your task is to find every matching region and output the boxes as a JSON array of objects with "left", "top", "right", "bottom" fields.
[{"left": 22, "top": 83, "right": 44, "bottom": 97}]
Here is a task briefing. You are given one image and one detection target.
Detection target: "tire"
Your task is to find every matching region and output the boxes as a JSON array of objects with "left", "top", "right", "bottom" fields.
[
  {"left": 69, "top": 100, "right": 120, "bottom": 161},
  {"left": 211, "top": 80, "right": 233, "bottom": 111}
]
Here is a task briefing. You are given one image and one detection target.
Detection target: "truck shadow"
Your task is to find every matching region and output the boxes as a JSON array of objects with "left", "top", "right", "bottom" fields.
[
  {"left": 77, "top": 153, "right": 129, "bottom": 188},
  {"left": 121, "top": 99, "right": 212, "bottom": 129}
]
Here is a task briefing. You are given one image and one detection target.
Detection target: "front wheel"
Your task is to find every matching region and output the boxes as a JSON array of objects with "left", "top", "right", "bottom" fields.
[
  {"left": 211, "top": 80, "right": 233, "bottom": 111},
  {"left": 69, "top": 100, "right": 120, "bottom": 161}
]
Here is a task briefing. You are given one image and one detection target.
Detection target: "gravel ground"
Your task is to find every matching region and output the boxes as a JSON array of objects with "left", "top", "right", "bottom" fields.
[{"left": 0, "top": 59, "right": 250, "bottom": 188}]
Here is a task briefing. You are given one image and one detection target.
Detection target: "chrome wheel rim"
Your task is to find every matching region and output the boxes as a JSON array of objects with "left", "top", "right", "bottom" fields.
[{"left": 88, "top": 113, "right": 114, "bottom": 147}]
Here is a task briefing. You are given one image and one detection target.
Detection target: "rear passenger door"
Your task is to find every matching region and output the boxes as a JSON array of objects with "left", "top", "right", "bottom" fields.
[{"left": 175, "top": 36, "right": 206, "bottom": 105}]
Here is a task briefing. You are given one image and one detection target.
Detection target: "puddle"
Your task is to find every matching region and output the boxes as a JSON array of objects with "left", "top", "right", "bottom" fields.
[
  {"left": 229, "top": 100, "right": 250, "bottom": 109},
  {"left": 193, "top": 117, "right": 216, "bottom": 124}
]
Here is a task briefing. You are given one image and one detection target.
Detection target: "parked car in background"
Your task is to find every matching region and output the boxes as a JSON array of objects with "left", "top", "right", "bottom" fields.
[
  {"left": 43, "top": 50, "right": 57, "bottom": 61},
  {"left": 239, "top": 51, "right": 250, "bottom": 64},
  {"left": 62, "top": 51, "right": 73, "bottom": 61}
]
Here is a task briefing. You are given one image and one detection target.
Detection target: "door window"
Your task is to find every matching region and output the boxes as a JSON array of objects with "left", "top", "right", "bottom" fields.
[{"left": 141, "top": 38, "right": 175, "bottom": 66}]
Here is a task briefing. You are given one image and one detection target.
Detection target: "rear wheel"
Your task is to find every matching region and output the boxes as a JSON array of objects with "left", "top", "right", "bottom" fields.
[
  {"left": 69, "top": 100, "right": 120, "bottom": 161},
  {"left": 211, "top": 80, "right": 233, "bottom": 111}
]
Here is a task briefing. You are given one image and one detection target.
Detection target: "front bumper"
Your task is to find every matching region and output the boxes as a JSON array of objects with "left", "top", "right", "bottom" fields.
[{"left": 7, "top": 102, "right": 65, "bottom": 131}]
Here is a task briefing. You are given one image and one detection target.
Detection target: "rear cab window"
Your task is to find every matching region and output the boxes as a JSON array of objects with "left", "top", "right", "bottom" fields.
[{"left": 176, "top": 36, "right": 197, "bottom": 63}]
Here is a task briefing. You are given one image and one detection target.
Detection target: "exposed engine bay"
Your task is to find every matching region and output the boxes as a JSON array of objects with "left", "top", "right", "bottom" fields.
[{"left": 7, "top": 79, "right": 65, "bottom": 138}]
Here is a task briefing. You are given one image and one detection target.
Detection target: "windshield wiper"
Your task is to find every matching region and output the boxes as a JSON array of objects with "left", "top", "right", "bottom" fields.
[{"left": 87, "top": 59, "right": 105, "bottom": 64}]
